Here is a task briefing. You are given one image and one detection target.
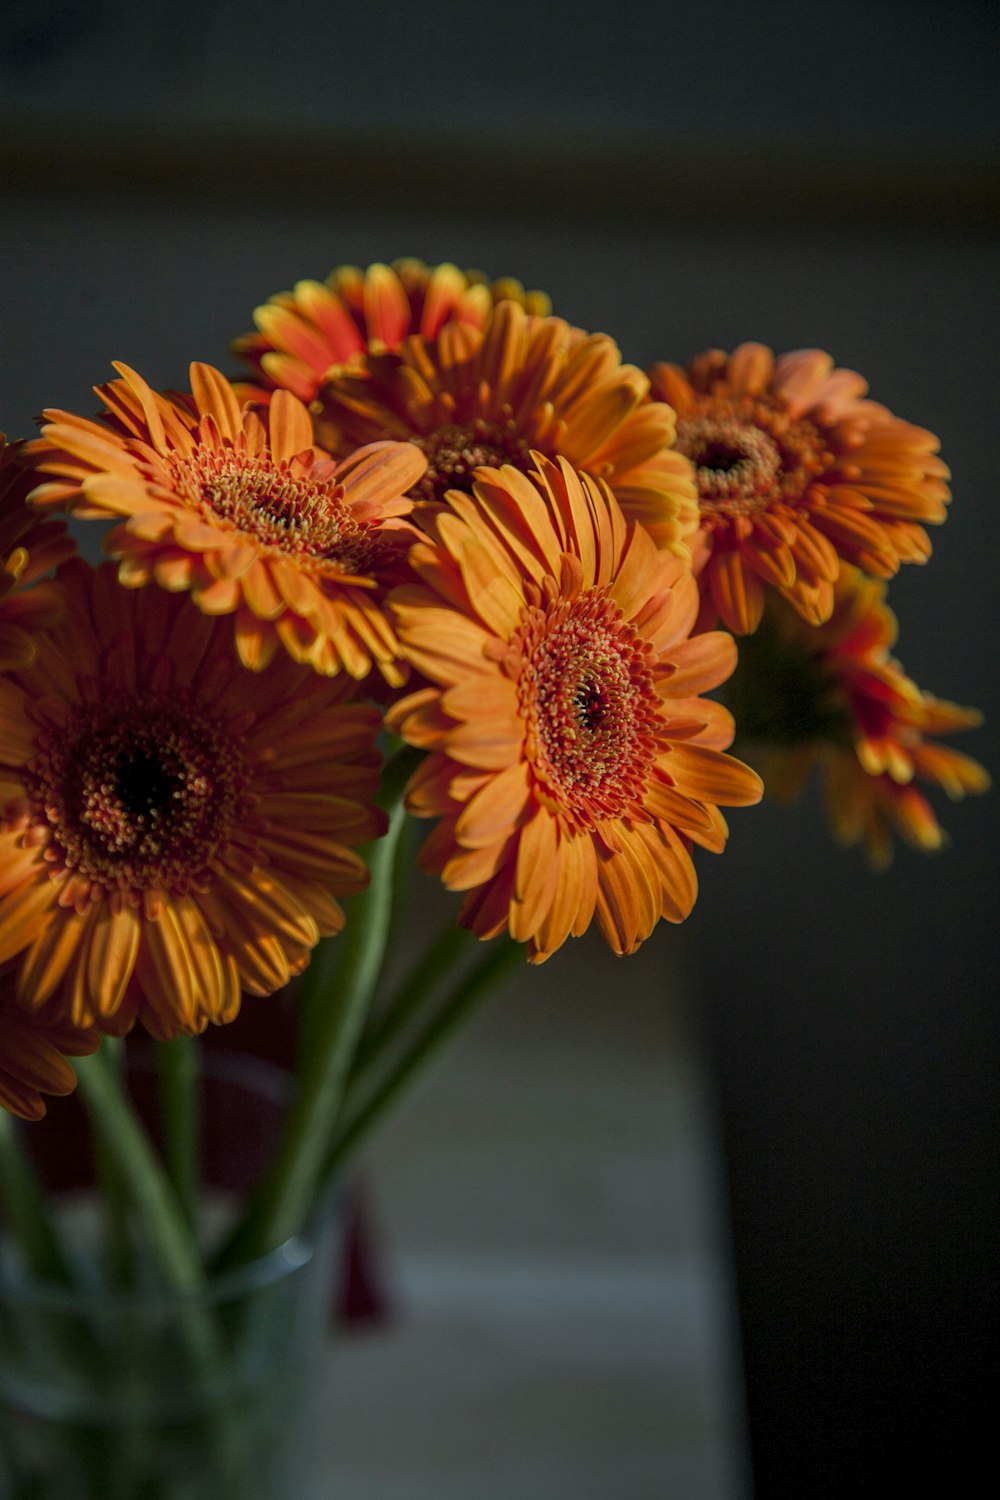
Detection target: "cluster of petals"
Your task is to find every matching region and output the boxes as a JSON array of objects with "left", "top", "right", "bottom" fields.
[
  {"left": 650, "top": 344, "right": 950, "bottom": 634},
  {"left": 0, "top": 560, "right": 386, "bottom": 1041},
  {"left": 3, "top": 275, "right": 979, "bottom": 1108},
  {"left": 235, "top": 258, "right": 552, "bottom": 403},
  {"left": 27, "top": 363, "right": 427, "bottom": 684},
  {"left": 0, "top": 974, "right": 99, "bottom": 1120},
  {"left": 747, "top": 568, "right": 989, "bottom": 867},
  {"left": 387, "top": 454, "right": 762, "bottom": 962},
  {"left": 0, "top": 437, "right": 75, "bottom": 670},
  {"left": 313, "top": 300, "right": 699, "bottom": 558}
]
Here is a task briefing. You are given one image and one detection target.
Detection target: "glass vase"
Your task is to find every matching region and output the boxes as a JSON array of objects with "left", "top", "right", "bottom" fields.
[{"left": 0, "top": 1049, "right": 339, "bottom": 1500}]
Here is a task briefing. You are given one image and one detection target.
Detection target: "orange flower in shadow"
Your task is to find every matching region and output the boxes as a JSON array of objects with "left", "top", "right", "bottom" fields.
[
  {"left": 0, "top": 976, "right": 98, "bottom": 1120},
  {"left": 0, "top": 561, "right": 386, "bottom": 1039},
  {"left": 651, "top": 345, "right": 950, "bottom": 633},
  {"left": 729, "top": 567, "right": 989, "bottom": 867}
]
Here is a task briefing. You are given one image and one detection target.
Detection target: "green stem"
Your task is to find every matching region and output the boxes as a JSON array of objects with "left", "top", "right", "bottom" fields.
[
  {"left": 91, "top": 1038, "right": 135, "bottom": 1288},
  {"left": 385, "top": 780, "right": 421, "bottom": 952},
  {"left": 73, "top": 1044, "right": 247, "bottom": 1492},
  {"left": 293, "top": 895, "right": 346, "bottom": 1077},
  {"left": 348, "top": 922, "right": 474, "bottom": 1085},
  {"left": 325, "top": 936, "right": 522, "bottom": 1177},
  {"left": 93, "top": 1129, "right": 135, "bottom": 1289},
  {"left": 73, "top": 1045, "right": 204, "bottom": 1294},
  {"left": 211, "top": 744, "right": 420, "bottom": 1272},
  {"left": 0, "top": 1110, "right": 73, "bottom": 1285},
  {"left": 157, "top": 1034, "right": 200, "bottom": 1234}
]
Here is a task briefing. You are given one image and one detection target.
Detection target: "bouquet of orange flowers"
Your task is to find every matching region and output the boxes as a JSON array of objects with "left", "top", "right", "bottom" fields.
[{"left": 0, "top": 259, "right": 987, "bottom": 1497}]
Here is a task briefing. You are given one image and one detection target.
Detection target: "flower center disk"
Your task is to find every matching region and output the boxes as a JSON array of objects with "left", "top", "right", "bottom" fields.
[
  {"left": 414, "top": 418, "right": 534, "bottom": 503},
  {"left": 516, "top": 590, "right": 659, "bottom": 830},
  {"left": 172, "top": 450, "right": 376, "bottom": 572},
  {"left": 674, "top": 395, "right": 833, "bottom": 519},
  {"left": 25, "top": 692, "right": 250, "bottom": 896}
]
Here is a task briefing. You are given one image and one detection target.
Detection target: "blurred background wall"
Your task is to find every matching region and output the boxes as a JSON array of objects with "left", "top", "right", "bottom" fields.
[{"left": 1, "top": 2, "right": 997, "bottom": 1492}]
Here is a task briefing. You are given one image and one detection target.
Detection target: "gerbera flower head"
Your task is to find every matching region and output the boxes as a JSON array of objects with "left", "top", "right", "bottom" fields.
[
  {"left": 650, "top": 345, "right": 951, "bottom": 634},
  {"left": 235, "top": 258, "right": 553, "bottom": 403},
  {"left": 0, "top": 437, "right": 75, "bottom": 670},
  {"left": 0, "top": 560, "right": 386, "bottom": 1039},
  {"left": 386, "top": 454, "right": 762, "bottom": 963},
  {"left": 313, "top": 300, "right": 699, "bottom": 558},
  {"left": 727, "top": 567, "right": 989, "bottom": 867},
  {"left": 27, "top": 363, "right": 427, "bottom": 684},
  {"left": 0, "top": 976, "right": 99, "bottom": 1121}
]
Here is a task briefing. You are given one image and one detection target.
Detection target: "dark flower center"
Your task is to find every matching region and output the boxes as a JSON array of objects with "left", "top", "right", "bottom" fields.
[
  {"left": 25, "top": 692, "right": 251, "bottom": 896},
  {"left": 723, "top": 608, "right": 853, "bottom": 748},
  {"left": 515, "top": 589, "right": 660, "bottom": 831},
  {"left": 413, "top": 418, "right": 535, "bottom": 503},
  {"left": 675, "top": 395, "right": 833, "bottom": 520}
]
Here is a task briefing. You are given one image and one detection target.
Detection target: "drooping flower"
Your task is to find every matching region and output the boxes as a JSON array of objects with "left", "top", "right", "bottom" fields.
[
  {"left": 0, "top": 437, "right": 75, "bottom": 670},
  {"left": 726, "top": 567, "right": 989, "bottom": 867},
  {"left": 0, "top": 560, "right": 386, "bottom": 1039},
  {"left": 313, "top": 301, "right": 699, "bottom": 558},
  {"left": 235, "top": 258, "right": 552, "bottom": 402},
  {"left": 650, "top": 345, "right": 951, "bottom": 634},
  {"left": 386, "top": 455, "right": 762, "bottom": 962},
  {"left": 27, "top": 364, "right": 427, "bottom": 684},
  {"left": 0, "top": 976, "right": 99, "bottom": 1120}
]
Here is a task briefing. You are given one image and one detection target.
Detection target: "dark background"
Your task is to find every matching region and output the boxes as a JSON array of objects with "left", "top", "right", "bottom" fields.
[{"left": 1, "top": 3, "right": 997, "bottom": 1491}]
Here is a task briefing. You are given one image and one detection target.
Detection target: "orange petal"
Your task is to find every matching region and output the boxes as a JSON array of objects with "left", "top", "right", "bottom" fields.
[
  {"left": 661, "top": 631, "right": 737, "bottom": 697},
  {"left": 510, "top": 811, "right": 559, "bottom": 941},
  {"left": 0, "top": 875, "right": 57, "bottom": 964},
  {"left": 663, "top": 744, "right": 763, "bottom": 806},
  {"left": 363, "top": 263, "right": 410, "bottom": 349},
  {"left": 709, "top": 549, "right": 766, "bottom": 635},
  {"left": 268, "top": 388, "right": 315, "bottom": 464},
  {"left": 455, "top": 761, "right": 533, "bottom": 848},
  {"left": 86, "top": 900, "right": 141, "bottom": 1020},
  {"left": 338, "top": 441, "right": 426, "bottom": 510},
  {"left": 17, "top": 904, "right": 91, "bottom": 1009},
  {"left": 190, "top": 363, "right": 244, "bottom": 442}
]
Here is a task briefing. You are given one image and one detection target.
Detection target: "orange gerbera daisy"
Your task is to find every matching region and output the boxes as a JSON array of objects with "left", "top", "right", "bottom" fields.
[
  {"left": 313, "top": 301, "right": 699, "bottom": 557},
  {"left": 0, "top": 437, "right": 75, "bottom": 669},
  {"left": 0, "top": 560, "right": 386, "bottom": 1039},
  {"left": 728, "top": 568, "right": 989, "bottom": 867},
  {"left": 0, "top": 976, "right": 99, "bottom": 1120},
  {"left": 650, "top": 345, "right": 951, "bottom": 634},
  {"left": 235, "top": 258, "right": 552, "bottom": 403},
  {"left": 386, "top": 455, "right": 762, "bottom": 962},
  {"left": 27, "top": 364, "right": 427, "bottom": 684}
]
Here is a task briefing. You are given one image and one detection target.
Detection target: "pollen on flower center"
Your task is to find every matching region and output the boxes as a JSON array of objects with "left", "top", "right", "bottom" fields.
[
  {"left": 172, "top": 449, "right": 377, "bottom": 571},
  {"left": 515, "top": 589, "right": 660, "bottom": 830},
  {"left": 675, "top": 396, "right": 832, "bottom": 519},
  {"left": 414, "top": 418, "right": 535, "bottom": 503},
  {"left": 24, "top": 692, "right": 251, "bottom": 897}
]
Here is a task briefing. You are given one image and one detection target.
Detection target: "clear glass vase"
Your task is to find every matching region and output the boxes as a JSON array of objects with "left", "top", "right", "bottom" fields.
[{"left": 0, "top": 1050, "right": 339, "bottom": 1500}]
